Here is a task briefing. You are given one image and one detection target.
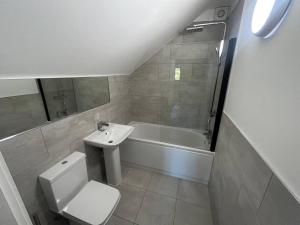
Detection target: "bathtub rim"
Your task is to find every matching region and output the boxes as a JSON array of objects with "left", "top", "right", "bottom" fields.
[
  {"left": 127, "top": 121, "right": 213, "bottom": 155},
  {"left": 128, "top": 121, "right": 207, "bottom": 135}
]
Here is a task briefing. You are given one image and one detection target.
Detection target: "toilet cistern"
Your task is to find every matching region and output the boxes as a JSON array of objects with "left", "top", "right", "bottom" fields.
[
  {"left": 38, "top": 152, "right": 120, "bottom": 225},
  {"left": 84, "top": 123, "right": 134, "bottom": 185}
]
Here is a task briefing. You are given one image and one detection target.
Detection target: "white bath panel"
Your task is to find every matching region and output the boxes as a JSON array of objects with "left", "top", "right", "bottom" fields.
[{"left": 120, "top": 139, "right": 214, "bottom": 184}]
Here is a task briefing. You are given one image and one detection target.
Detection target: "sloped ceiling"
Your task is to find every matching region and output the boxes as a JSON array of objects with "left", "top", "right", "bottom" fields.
[{"left": 0, "top": 0, "right": 235, "bottom": 78}]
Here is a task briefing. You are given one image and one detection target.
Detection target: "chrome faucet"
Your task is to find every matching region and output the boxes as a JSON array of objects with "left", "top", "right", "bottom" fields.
[{"left": 97, "top": 121, "right": 109, "bottom": 131}]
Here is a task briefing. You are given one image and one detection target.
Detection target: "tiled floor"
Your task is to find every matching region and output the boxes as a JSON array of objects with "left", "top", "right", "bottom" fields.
[{"left": 107, "top": 166, "right": 213, "bottom": 225}]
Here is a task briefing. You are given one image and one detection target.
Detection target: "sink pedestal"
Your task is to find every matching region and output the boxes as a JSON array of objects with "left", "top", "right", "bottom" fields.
[
  {"left": 84, "top": 123, "right": 134, "bottom": 186},
  {"left": 103, "top": 147, "right": 122, "bottom": 185}
]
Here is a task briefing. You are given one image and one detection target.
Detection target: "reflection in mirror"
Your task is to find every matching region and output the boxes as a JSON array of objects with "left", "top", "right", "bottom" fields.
[
  {"left": 39, "top": 77, "right": 110, "bottom": 121},
  {"left": 0, "top": 80, "right": 47, "bottom": 139},
  {"left": 0, "top": 77, "right": 110, "bottom": 139}
]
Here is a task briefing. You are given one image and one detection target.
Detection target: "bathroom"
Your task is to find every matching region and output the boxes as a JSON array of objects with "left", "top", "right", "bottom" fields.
[{"left": 0, "top": 0, "right": 299, "bottom": 225}]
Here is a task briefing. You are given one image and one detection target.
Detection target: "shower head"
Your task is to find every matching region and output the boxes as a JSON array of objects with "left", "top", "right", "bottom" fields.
[
  {"left": 184, "top": 26, "right": 204, "bottom": 33},
  {"left": 184, "top": 22, "right": 205, "bottom": 33},
  {"left": 183, "top": 21, "right": 226, "bottom": 34}
]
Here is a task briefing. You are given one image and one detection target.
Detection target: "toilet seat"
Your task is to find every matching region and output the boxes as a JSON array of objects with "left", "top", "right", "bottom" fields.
[{"left": 62, "top": 180, "right": 120, "bottom": 225}]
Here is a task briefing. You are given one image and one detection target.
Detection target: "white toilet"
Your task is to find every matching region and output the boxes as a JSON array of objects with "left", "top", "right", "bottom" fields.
[{"left": 39, "top": 152, "right": 120, "bottom": 225}]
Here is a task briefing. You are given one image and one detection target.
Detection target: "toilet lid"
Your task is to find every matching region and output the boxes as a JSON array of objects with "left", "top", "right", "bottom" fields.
[{"left": 62, "top": 180, "right": 120, "bottom": 225}]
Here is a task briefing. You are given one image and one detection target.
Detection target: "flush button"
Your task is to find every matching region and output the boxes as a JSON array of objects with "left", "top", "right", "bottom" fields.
[{"left": 61, "top": 161, "right": 68, "bottom": 165}]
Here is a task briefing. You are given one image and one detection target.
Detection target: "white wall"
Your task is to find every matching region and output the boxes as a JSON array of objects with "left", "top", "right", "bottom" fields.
[
  {"left": 0, "top": 153, "right": 33, "bottom": 225},
  {"left": 225, "top": 0, "right": 300, "bottom": 201},
  {"left": 0, "top": 191, "right": 18, "bottom": 225},
  {"left": 0, "top": 0, "right": 238, "bottom": 79},
  {"left": 0, "top": 0, "right": 211, "bottom": 78},
  {"left": 0, "top": 80, "right": 38, "bottom": 98},
  {"left": 225, "top": 0, "right": 245, "bottom": 39}
]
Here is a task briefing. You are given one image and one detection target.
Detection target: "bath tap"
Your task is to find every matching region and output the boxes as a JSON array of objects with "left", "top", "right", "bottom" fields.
[{"left": 97, "top": 121, "right": 109, "bottom": 131}]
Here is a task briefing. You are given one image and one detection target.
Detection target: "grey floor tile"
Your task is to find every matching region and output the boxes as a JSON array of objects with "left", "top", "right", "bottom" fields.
[
  {"left": 114, "top": 184, "right": 145, "bottom": 222},
  {"left": 121, "top": 165, "right": 131, "bottom": 179},
  {"left": 123, "top": 168, "right": 152, "bottom": 189},
  {"left": 177, "top": 180, "right": 210, "bottom": 208},
  {"left": 135, "top": 192, "right": 176, "bottom": 225},
  {"left": 107, "top": 216, "right": 134, "bottom": 225},
  {"left": 174, "top": 200, "right": 213, "bottom": 225},
  {"left": 147, "top": 173, "right": 179, "bottom": 198}
]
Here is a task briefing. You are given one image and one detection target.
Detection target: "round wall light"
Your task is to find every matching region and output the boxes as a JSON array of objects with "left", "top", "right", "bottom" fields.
[{"left": 251, "top": 0, "right": 292, "bottom": 38}]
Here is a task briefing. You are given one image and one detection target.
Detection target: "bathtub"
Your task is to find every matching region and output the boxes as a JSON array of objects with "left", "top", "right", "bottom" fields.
[{"left": 120, "top": 122, "right": 214, "bottom": 184}]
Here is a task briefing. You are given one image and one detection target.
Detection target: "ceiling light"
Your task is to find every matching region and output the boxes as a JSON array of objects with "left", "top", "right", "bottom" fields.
[{"left": 251, "top": 0, "right": 292, "bottom": 38}]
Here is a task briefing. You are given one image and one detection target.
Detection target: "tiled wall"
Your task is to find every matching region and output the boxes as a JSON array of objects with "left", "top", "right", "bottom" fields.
[
  {"left": 0, "top": 75, "right": 130, "bottom": 225},
  {"left": 209, "top": 114, "right": 300, "bottom": 225},
  {"left": 129, "top": 25, "right": 224, "bottom": 130},
  {"left": 0, "top": 94, "right": 47, "bottom": 139}
]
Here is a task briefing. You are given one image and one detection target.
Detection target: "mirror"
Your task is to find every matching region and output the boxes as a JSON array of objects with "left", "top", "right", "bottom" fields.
[
  {"left": 38, "top": 77, "right": 110, "bottom": 121},
  {"left": 0, "top": 80, "right": 47, "bottom": 139},
  {"left": 0, "top": 77, "right": 110, "bottom": 139}
]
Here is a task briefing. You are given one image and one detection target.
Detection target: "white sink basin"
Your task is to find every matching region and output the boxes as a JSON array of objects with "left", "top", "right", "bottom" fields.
[
  {"left": 84, "top": 123, "right": 134, "bottom": 148},
  {"left": 84, "top": 123, "right": 134, "bottom": 186}
]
